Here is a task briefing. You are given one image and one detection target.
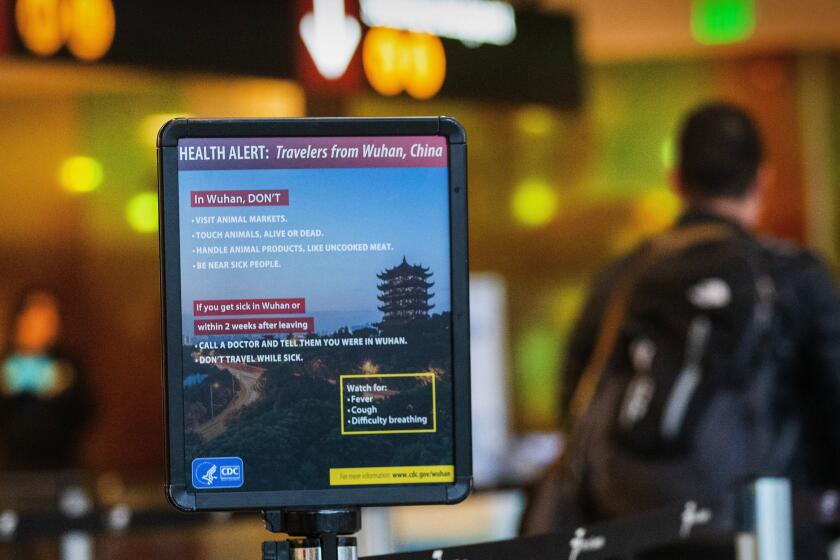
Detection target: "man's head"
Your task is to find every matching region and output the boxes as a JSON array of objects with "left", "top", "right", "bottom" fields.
[
  {"left": 12, "top": 289, "right": 61, "bottom": 354},
  {"left": 673, "top": 102, "right": 769, "bottom": 226}
]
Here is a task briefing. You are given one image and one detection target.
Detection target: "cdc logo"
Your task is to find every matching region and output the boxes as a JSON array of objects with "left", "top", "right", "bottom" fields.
[{"left": 191, "top": 457, "right": 244, "bottom": 490}]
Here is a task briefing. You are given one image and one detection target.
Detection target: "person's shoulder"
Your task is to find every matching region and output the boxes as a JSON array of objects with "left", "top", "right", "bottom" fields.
[
  {"left": 754, "top": 234, "right": 801, "bottom": 257},
  {"left": 754, "top": 233, "right": 836, "bottom": 290},
  {"left": 594, "top": 242, "right": 649, "bottom": 287}
]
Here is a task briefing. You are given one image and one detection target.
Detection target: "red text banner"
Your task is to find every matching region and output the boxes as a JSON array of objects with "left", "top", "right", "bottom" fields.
[
  {"left": 193, "top": 298, "right": 306, "bottom": 316},
  {"left": 194, "top": 317, "right": 314, "bottom": 335},
  {"left": 191, "top": 189, "right": 289, "bottom": 207}
]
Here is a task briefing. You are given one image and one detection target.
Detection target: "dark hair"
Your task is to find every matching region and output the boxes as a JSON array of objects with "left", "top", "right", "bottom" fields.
[{"left": 678, "top": 102, "right": 763, "bottom": 198}]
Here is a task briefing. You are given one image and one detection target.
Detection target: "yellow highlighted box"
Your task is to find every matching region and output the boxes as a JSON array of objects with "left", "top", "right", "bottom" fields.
[
  {"left": 329, "top": 465, "right": 455, "bottom": 486},
  {"left": 340, "top": 373, "right": 437, "bottom": 435}
]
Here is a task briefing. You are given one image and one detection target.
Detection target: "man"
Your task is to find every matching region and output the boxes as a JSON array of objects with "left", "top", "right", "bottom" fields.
[
  {"left": 552, "top": 103, "right": 840, "bottom": 558},
  {"left": 0, "top": 288, "right": 92, "bottom": 470}
]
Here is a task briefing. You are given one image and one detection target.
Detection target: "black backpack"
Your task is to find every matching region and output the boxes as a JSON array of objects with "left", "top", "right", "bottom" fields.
[{"left": 561, "top": 224, "right": 798, "bottom": 520}]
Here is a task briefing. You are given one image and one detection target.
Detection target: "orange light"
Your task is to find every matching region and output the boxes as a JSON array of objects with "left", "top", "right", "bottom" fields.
[
  {"left": 14, "top": 291, "right": 60, "bottom": 353},
  {"left": 363, "top": 27, "right": 404, "bottom": 96},
  {"left": 15, "top": 0, "right": 69, "bottom": 56},
  {"left": 633, "top": 188, "right": 681, "bottom": 235},
  {"left": 15, "top": 0, "right": 115, "bottom": 61},
  {"left": 65, "top": 0, "right": 115, "bottom": 61},
  {"left": 403, "top": 33, "right": 445, "bottom": 100},
  {"left": 362, "top": 27, "right": 446, "bottom": 100}
]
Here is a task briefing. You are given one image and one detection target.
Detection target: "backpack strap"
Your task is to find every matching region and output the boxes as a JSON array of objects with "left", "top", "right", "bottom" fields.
[
  {"left": 734, "top": 244, "right": 803, "bottom": 476},
  {"left": 568, "top": 223, "right": 737, "bottom": 424}
]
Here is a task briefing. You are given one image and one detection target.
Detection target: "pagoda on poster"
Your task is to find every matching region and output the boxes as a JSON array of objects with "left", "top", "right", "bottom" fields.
[{"left": 377, "top": 257, "right": 435, "bottom": 327}]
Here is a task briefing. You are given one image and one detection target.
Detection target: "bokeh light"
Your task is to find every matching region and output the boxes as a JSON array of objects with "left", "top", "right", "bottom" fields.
[
  {"left": 363, "top": 27, "right": 406, "bottom": 97},
  {"left": 15, "top": 0, "right": 69, "bottom": 56},
  {"left": 511, "top": 178, "right": 559, "bottom": 227},
  {"left": 363, "top": 28, "right": 446, "bottom": 100},
  {"left": 65, "top": 0, "right": 116, "bottom": 62},
  {"left": 125, "top": 192, "right": 159, "bottom": 233},
  {"left": 403, "top": 33, "right": 446, "bottom": 100},
  {"left": 15, "top": 0, "right": 114, "bottom": 61},
  {"left": 633, "top": 188, "right": 682, "bottom": 235},
  {"left": 59, "top": 155, "right": 104, "bottom": 193},
  {"left": 516, "top": 105, "right": 555, "bottom": 136},
  {"left": 691, "top": 0, "right": 756, "bottom": 45}
]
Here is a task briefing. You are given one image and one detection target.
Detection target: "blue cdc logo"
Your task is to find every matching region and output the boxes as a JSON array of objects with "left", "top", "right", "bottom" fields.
[{"left": 192, "top": 457, "right": 244, "bottom": 490}]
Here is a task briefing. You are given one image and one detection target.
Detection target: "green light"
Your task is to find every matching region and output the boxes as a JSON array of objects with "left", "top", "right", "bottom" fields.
[
  {"left": 126, "top": 192, "right": 159, "bottom": 233},
  {"left": 691, "top": 0, "right": 755, "bottom": 45},
  {"left": 59, "top": 156, "right": 104, "bottom": 193},
  {"left": 515, "top": 327, "right": 560, "bottom": 426},
  {"left": 511, "top": 178, "right": 559, "bottom": 227}
]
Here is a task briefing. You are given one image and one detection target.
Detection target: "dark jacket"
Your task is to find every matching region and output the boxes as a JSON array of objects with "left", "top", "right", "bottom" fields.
[{"left": 559, "top": 210, "right": 840, "bottom": 557}]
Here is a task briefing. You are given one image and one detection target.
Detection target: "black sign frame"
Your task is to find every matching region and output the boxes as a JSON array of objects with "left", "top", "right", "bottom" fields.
[{"left": 157, "top": 116, "right": 471, "bottom": 511}]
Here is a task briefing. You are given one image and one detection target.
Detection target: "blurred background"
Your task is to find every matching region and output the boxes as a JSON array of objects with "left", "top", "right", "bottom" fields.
[{"left": 0, "top": 0, "right": 839, "bottom": 557}]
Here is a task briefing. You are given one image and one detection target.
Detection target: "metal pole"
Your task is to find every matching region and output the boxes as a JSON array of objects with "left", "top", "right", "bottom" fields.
[
  {"left": 61, "top": 532, "right": 93, "bottom": 560},
  {"left": 735, "top": 478, "right": 793, "bottom": 560}
]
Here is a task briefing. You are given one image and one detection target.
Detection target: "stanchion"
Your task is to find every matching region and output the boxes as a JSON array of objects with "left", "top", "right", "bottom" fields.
[
  {"left": 361, "top": 477, "right": 798, "bottom": 560},
  {"left": 0, "top": 477, "right": 806, "bottom": 559},
  {"left": 736, "top": 478, "right": 793, "bottom": 560}
]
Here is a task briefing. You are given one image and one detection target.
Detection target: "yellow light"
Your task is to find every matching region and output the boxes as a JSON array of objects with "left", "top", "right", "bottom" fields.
[
  {"left": 360, "top": 360, "right": 380, "bottom": 374},
  {"left": 516, "top": 105, "right": 554, "bottom": 136},
  {"left": 403, "top": 33, "right": 446, "bottom": 100},
  {"left": 59, "top": 155, "right": 103, "bottom": 193},
  {"left": 65, "top": 0, "right": 115, "bottom": 62},
  {"left": 126, "top": 192, "right": 159, "bottom": 233},
  {"left": 363, "top": 27, "right": 404, "bottom": 96},
  {"left": 633, "top": 188, "right": 681, "bottom": 235},
  {"left": 511, "top": 178, "right": 559, "bottom": 227},
  {"left": 139, "top": 113, "right": 192, "bottom": 148},
  {"left": 15, "top": 0, "right": 69, "bottom": 56}
]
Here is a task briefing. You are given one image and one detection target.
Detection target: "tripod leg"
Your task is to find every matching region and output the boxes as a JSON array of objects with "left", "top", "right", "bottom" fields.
[{"left": 262, "top": 541, "right": 290, "bottom": 560}]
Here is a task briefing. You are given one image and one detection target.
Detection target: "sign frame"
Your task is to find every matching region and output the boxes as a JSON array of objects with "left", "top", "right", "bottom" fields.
[{"left": 157, "top": 116, "right": 471, "bottom": 511}]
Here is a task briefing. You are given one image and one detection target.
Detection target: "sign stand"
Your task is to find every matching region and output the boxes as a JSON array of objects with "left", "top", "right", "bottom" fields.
[{"left": 261, "top": 508, "right": 361, "bottom": 560}]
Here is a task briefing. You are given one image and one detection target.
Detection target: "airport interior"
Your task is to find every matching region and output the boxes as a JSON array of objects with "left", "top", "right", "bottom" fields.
[{"left": 1, "top": 0, "right": 840, "bottom": 558}]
